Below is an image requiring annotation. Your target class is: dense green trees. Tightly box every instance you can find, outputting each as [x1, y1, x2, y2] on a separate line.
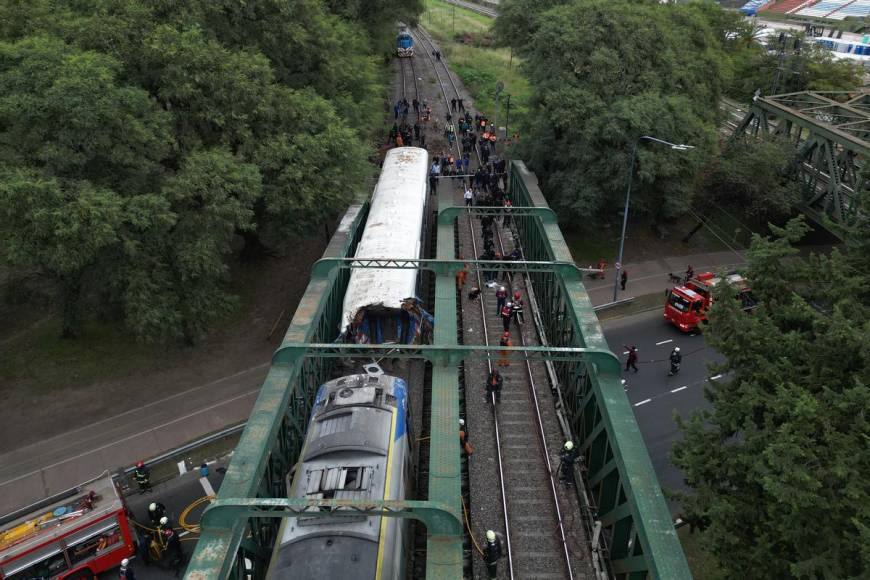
[672, 212, 870, 578]
[0, 0, 415, 340]
[498, 0, 722, 224]
[705, 137, 801, 221]
[496, 0, 861, 226]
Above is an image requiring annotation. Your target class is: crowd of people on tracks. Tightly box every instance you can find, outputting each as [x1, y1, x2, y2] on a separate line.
[388, 51, 584, 580]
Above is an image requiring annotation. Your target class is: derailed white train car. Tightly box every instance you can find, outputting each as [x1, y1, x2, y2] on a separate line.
[341, 147, 433, 345]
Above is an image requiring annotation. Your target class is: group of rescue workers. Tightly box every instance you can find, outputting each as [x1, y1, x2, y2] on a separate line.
[127, 461, 186, 576]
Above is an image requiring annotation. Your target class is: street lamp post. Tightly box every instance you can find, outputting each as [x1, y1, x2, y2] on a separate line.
[612, 135, 694, 302]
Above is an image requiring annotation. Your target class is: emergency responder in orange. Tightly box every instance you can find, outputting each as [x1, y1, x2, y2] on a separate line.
[597, 258, 607, 280]
[456, 257, 468, 289]
[459, 419, 473, 456]
[499, 331, 512, 367]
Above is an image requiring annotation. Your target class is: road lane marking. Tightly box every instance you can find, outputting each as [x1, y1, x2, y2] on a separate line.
[710, 374, 723, 380]
[670, 386, 688, 393]
[656, 339, 673, 345]
[200, 476, 216, 501]
[634, 399, 652, 407]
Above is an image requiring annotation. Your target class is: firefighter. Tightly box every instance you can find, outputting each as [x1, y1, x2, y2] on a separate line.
[623, 345, 639, 373]
[669, 346, 682, 376]
[459, 419, 473, 456]
[133, 461, 151, 494]
[559, 441, 579, 486]
[158, 516, 172, 533]
[486, 369, 503, 403]
[500, 302, 513, 332]
[499, 331, 512, 367]
[163, 527, 185, 575]
[685, 264, 694, 284]
[511, 291, 525, 325]
[148, 502, 167, 526]
[119, 558, 136, 580]
[496, 286, 508, 311]
[483, 530, 505, 579]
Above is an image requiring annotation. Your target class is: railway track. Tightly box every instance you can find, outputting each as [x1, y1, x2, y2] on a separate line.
[413, 26, 587, 579]
[442, 0, 499, 18]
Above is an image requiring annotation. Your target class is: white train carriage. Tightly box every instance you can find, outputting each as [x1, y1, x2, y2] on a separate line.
[269, 372, 413, 579]
[341, 147, 431, 345]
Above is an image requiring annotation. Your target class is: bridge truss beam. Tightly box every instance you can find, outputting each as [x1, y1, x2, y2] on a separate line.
[731, 91, 870, 231]
[186, 162, 690, 580]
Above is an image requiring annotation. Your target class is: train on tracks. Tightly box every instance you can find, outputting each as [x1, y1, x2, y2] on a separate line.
[397, 29, 414, 57]
[268, 147, 429, 579]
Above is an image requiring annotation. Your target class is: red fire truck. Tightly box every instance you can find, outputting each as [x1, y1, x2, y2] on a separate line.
[0, 473, 136, 579]
[664, 271, 757, 332]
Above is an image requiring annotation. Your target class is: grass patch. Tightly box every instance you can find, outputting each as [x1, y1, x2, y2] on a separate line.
[422, 0, 532, 134]
[678, 526, 726, 580]
[0, 317, 165, 394]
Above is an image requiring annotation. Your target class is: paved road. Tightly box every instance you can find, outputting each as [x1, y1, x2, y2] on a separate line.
[601, 309, 726, 512]
[0, 365, 264, 514]
[99, 460, 230, 579]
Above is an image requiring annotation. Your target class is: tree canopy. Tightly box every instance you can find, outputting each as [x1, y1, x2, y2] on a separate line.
[0, 0, 418, 341]
[499, 0, 723, 224]
[672, 210, 870, 578]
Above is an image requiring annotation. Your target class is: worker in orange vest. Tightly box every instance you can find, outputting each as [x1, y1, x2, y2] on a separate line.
[499, 331, 512, 367]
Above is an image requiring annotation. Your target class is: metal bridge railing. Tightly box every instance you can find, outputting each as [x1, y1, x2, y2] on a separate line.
[507, 161, 691, 579]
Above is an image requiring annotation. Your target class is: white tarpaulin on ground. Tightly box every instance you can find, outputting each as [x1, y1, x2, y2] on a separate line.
[340, 147, 429, 336]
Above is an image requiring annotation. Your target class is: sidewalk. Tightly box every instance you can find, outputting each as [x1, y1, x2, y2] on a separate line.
[582, 250, 746, 307]
[0, 251, 744, 516]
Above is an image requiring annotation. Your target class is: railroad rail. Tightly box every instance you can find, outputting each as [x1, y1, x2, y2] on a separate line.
[414, 26, 585, 578]
[442, 0, 499, 18]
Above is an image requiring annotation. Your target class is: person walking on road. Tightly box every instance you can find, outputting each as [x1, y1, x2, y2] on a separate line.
[620, 269, 628, 291]
[133, 461, 151, 494]
[486, 369, 503, 403]
[483, 530, 506, 579]
[624, 345, 639, 373]
[450, 98, 457, 111]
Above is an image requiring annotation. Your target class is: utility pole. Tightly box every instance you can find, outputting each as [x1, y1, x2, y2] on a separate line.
[505, 94, 511, 141]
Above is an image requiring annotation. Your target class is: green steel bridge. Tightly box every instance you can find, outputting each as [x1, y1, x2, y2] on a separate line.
[731, 90, 870, 233]
[185, 161, 692, 579]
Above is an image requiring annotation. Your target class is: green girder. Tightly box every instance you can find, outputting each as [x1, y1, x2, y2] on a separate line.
[200, 498, 462, 537]
[271, 342, 621, 375]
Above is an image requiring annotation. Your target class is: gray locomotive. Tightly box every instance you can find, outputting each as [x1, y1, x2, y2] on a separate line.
[268, 370, 413, 579]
